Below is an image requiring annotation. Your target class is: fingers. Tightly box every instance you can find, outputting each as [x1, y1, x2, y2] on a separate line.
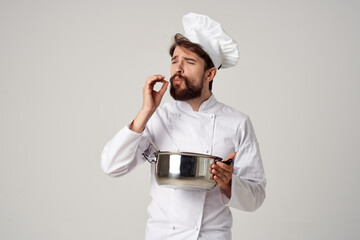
[146, 74, 165, 82]
[144, 75, 169, 97]
[158, 81, 169, 96]
[215, 161, 233, 172]
[145, 75, 167, 89]
[212, 163, 233, 177]
[211, 152, 235, 182]
[211, 168, 227, 183]
[141, 74, 169, 113]
[210, 162, 234, 184]
[213, 174, 227, 185]
[209, 155, 235, 197]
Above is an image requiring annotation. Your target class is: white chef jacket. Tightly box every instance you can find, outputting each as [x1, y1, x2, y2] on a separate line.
[101, 94, 266, 240]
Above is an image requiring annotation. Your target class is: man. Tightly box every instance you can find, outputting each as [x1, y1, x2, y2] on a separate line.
[101, 13, 266, 240]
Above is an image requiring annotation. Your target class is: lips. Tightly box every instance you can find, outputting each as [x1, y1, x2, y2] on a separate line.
[171, 74, 185, 87]
[173, 77, 182, 85]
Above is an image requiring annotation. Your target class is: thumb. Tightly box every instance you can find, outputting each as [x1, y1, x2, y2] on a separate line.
[158, 81, 169, 96]
[226, 152, 236, 160]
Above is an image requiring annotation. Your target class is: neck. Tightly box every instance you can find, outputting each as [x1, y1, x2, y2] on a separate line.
[186, 91, 212, 111]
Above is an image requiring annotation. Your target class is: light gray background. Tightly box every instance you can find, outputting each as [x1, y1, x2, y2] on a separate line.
[1, 0, 359, 239]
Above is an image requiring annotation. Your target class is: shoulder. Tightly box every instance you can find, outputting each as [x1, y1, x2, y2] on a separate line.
[215, 101, 259, 143]
[215, 100, 249, 122]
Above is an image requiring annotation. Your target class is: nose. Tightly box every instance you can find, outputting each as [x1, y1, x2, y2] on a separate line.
[174, 61, 184, 74]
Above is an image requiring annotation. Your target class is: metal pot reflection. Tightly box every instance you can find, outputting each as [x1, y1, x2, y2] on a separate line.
[143, 151, 222, 190]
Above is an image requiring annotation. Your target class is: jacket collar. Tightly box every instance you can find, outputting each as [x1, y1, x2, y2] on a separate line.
[176, 94, 218, 113]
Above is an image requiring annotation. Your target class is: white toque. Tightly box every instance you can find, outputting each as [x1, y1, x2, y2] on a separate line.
[182, 12, 239, 69]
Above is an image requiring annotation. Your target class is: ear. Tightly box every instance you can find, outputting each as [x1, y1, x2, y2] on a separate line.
[204, 67, 217, 83]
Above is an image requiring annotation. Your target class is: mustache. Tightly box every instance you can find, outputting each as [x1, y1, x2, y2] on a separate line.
[170, 73, 186, 83]
[170, 73, 189, 86]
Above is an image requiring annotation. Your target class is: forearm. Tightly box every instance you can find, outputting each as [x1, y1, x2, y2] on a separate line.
[102, 75, 167, 176]
[129, 108, 154, 133]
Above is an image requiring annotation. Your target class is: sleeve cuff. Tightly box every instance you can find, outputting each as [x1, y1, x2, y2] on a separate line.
[125, 123, 145, 136]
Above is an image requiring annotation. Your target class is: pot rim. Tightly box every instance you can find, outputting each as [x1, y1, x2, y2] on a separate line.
[156, 151, 222, 160]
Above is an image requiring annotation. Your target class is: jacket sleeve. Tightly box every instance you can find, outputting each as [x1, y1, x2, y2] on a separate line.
[220, 116, 266, 211]
[101, 125, 152, 177]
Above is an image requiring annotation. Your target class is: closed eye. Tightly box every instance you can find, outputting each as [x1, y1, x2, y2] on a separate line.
[184, 57, 196, 64]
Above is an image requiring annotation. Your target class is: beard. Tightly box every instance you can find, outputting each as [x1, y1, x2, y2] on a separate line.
[170, 73, 204, 101]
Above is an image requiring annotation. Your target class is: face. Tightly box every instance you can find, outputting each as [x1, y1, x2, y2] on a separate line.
[170, 46, 207, 101]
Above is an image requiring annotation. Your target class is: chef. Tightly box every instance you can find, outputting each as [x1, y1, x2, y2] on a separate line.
[101, 12, 266, 240]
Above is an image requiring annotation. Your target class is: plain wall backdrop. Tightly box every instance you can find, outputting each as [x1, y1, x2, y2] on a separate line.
[1, 0, 359, 239]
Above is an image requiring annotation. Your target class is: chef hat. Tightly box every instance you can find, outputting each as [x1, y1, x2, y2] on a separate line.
[182, 12, 239, 69]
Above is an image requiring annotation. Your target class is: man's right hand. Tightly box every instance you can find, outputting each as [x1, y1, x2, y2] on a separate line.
[129, 75, 169, 133]
[142, 75, 169, 114]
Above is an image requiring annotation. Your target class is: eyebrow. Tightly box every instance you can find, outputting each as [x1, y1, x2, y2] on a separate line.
[184, 57, 196, 62]
[171, 56, 197, 62]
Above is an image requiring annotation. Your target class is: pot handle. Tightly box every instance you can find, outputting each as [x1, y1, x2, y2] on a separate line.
[222, 158, 233, 165]
[142, 152, 158, 163]
[215, 158, 233, 165]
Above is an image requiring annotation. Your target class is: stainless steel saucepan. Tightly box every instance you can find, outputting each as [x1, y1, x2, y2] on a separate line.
[142, 139, 232, 190]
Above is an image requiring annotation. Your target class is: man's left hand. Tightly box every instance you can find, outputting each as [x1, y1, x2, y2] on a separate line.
[210, 152, 235, 199]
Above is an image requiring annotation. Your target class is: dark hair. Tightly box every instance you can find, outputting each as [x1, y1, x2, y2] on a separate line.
[169, 33, 215, 90]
